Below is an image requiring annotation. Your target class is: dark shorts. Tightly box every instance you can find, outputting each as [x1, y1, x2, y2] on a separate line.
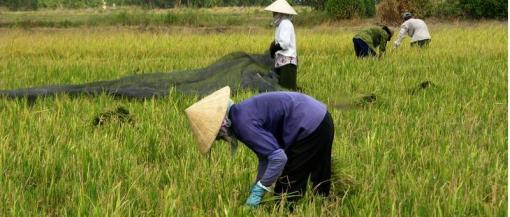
[353, 38, 376, 58]
[411, 39, 431, 48]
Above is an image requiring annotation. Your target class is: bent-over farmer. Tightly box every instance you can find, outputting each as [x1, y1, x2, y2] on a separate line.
[394, 12, 431, 48]
[265, 0, 298, 90]
[185, 86, 335, 208]
[353, 26, 393, 58]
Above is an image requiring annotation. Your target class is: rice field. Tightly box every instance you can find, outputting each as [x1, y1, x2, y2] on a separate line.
[0, 19, 507, 216]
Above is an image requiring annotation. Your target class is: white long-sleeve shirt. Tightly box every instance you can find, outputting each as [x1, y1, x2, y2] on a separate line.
[274, 19, 297, 58]
[394, 18, 431, 47]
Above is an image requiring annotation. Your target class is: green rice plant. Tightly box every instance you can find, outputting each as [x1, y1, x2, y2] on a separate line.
[0, 21, 506, 216]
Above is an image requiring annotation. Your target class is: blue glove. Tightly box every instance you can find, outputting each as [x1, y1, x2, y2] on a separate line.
[245, 181, 269, 208]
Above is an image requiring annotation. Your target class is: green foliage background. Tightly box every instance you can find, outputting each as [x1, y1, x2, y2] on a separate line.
[325, 0, 376, 19]
[0, 0, 507, 19]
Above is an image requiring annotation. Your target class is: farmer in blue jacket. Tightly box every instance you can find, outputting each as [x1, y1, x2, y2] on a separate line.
[185, 86, 335, 208]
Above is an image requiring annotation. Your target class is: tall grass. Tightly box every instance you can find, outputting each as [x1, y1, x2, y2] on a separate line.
[0, 21, 507, 216]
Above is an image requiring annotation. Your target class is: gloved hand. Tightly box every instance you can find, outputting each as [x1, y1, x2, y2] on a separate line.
[269, 41, 283, 59]
[245, 181, 269, 208]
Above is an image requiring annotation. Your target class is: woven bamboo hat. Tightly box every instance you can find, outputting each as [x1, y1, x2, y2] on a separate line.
[264, 0, 297, 15]
[185, 86, 231, 154]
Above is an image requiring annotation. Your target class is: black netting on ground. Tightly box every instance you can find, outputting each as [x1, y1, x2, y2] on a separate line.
[0, 52, 284, 100]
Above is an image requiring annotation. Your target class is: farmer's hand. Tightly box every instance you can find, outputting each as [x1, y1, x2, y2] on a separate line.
[269, 41, 282, 59]
[245, 181, 269, 208]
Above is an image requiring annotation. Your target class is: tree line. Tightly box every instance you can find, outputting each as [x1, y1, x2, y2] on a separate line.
[0, 0, 506, 19]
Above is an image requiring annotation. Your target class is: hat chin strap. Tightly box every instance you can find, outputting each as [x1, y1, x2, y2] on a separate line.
[216, 129, 238, 157]
[225, 134, 239, 157]
[219, 98, 238, 156]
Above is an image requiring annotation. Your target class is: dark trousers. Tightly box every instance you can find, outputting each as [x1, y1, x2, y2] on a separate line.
[411, 39, 431, 48]
[353, 38, 376, 58]
[275, 64, 297, 90]
[274, 112, 335, 200]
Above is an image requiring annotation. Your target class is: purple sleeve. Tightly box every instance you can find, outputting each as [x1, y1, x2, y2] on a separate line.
[233, 121, 280, 157]
[259, 149, 287, 187]
[230, 110, 288, 186]
[256, 155, 268, 181]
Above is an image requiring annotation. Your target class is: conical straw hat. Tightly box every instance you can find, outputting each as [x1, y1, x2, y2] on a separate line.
[185, 86, 231, 154]
[264, 0, 297, 15]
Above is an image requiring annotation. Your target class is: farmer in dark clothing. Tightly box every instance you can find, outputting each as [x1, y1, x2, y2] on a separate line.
[185, 86, 335, 208]
[353, 26, 393, 58]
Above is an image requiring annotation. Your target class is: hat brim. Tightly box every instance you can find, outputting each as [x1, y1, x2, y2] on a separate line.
[185, 86, 231, 154]
[264, 0, 297, 15]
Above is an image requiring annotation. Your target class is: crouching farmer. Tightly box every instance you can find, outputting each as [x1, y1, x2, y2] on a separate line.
[353, 26, 393, 58]
[185, 86, 335, 208]
[394, 12, 431, 48]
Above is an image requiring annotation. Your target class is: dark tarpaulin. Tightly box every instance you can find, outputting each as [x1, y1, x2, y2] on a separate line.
[0, 52, 284, 100]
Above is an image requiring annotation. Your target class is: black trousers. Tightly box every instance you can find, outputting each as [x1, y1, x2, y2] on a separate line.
[275, 64, 297, 90]
[353, 38, 376, 58]
[274, 112, 335, 200]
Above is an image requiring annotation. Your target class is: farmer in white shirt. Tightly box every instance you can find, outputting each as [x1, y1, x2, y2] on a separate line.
[394, 12, 431, 48]
[265, 0, 298, 90]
